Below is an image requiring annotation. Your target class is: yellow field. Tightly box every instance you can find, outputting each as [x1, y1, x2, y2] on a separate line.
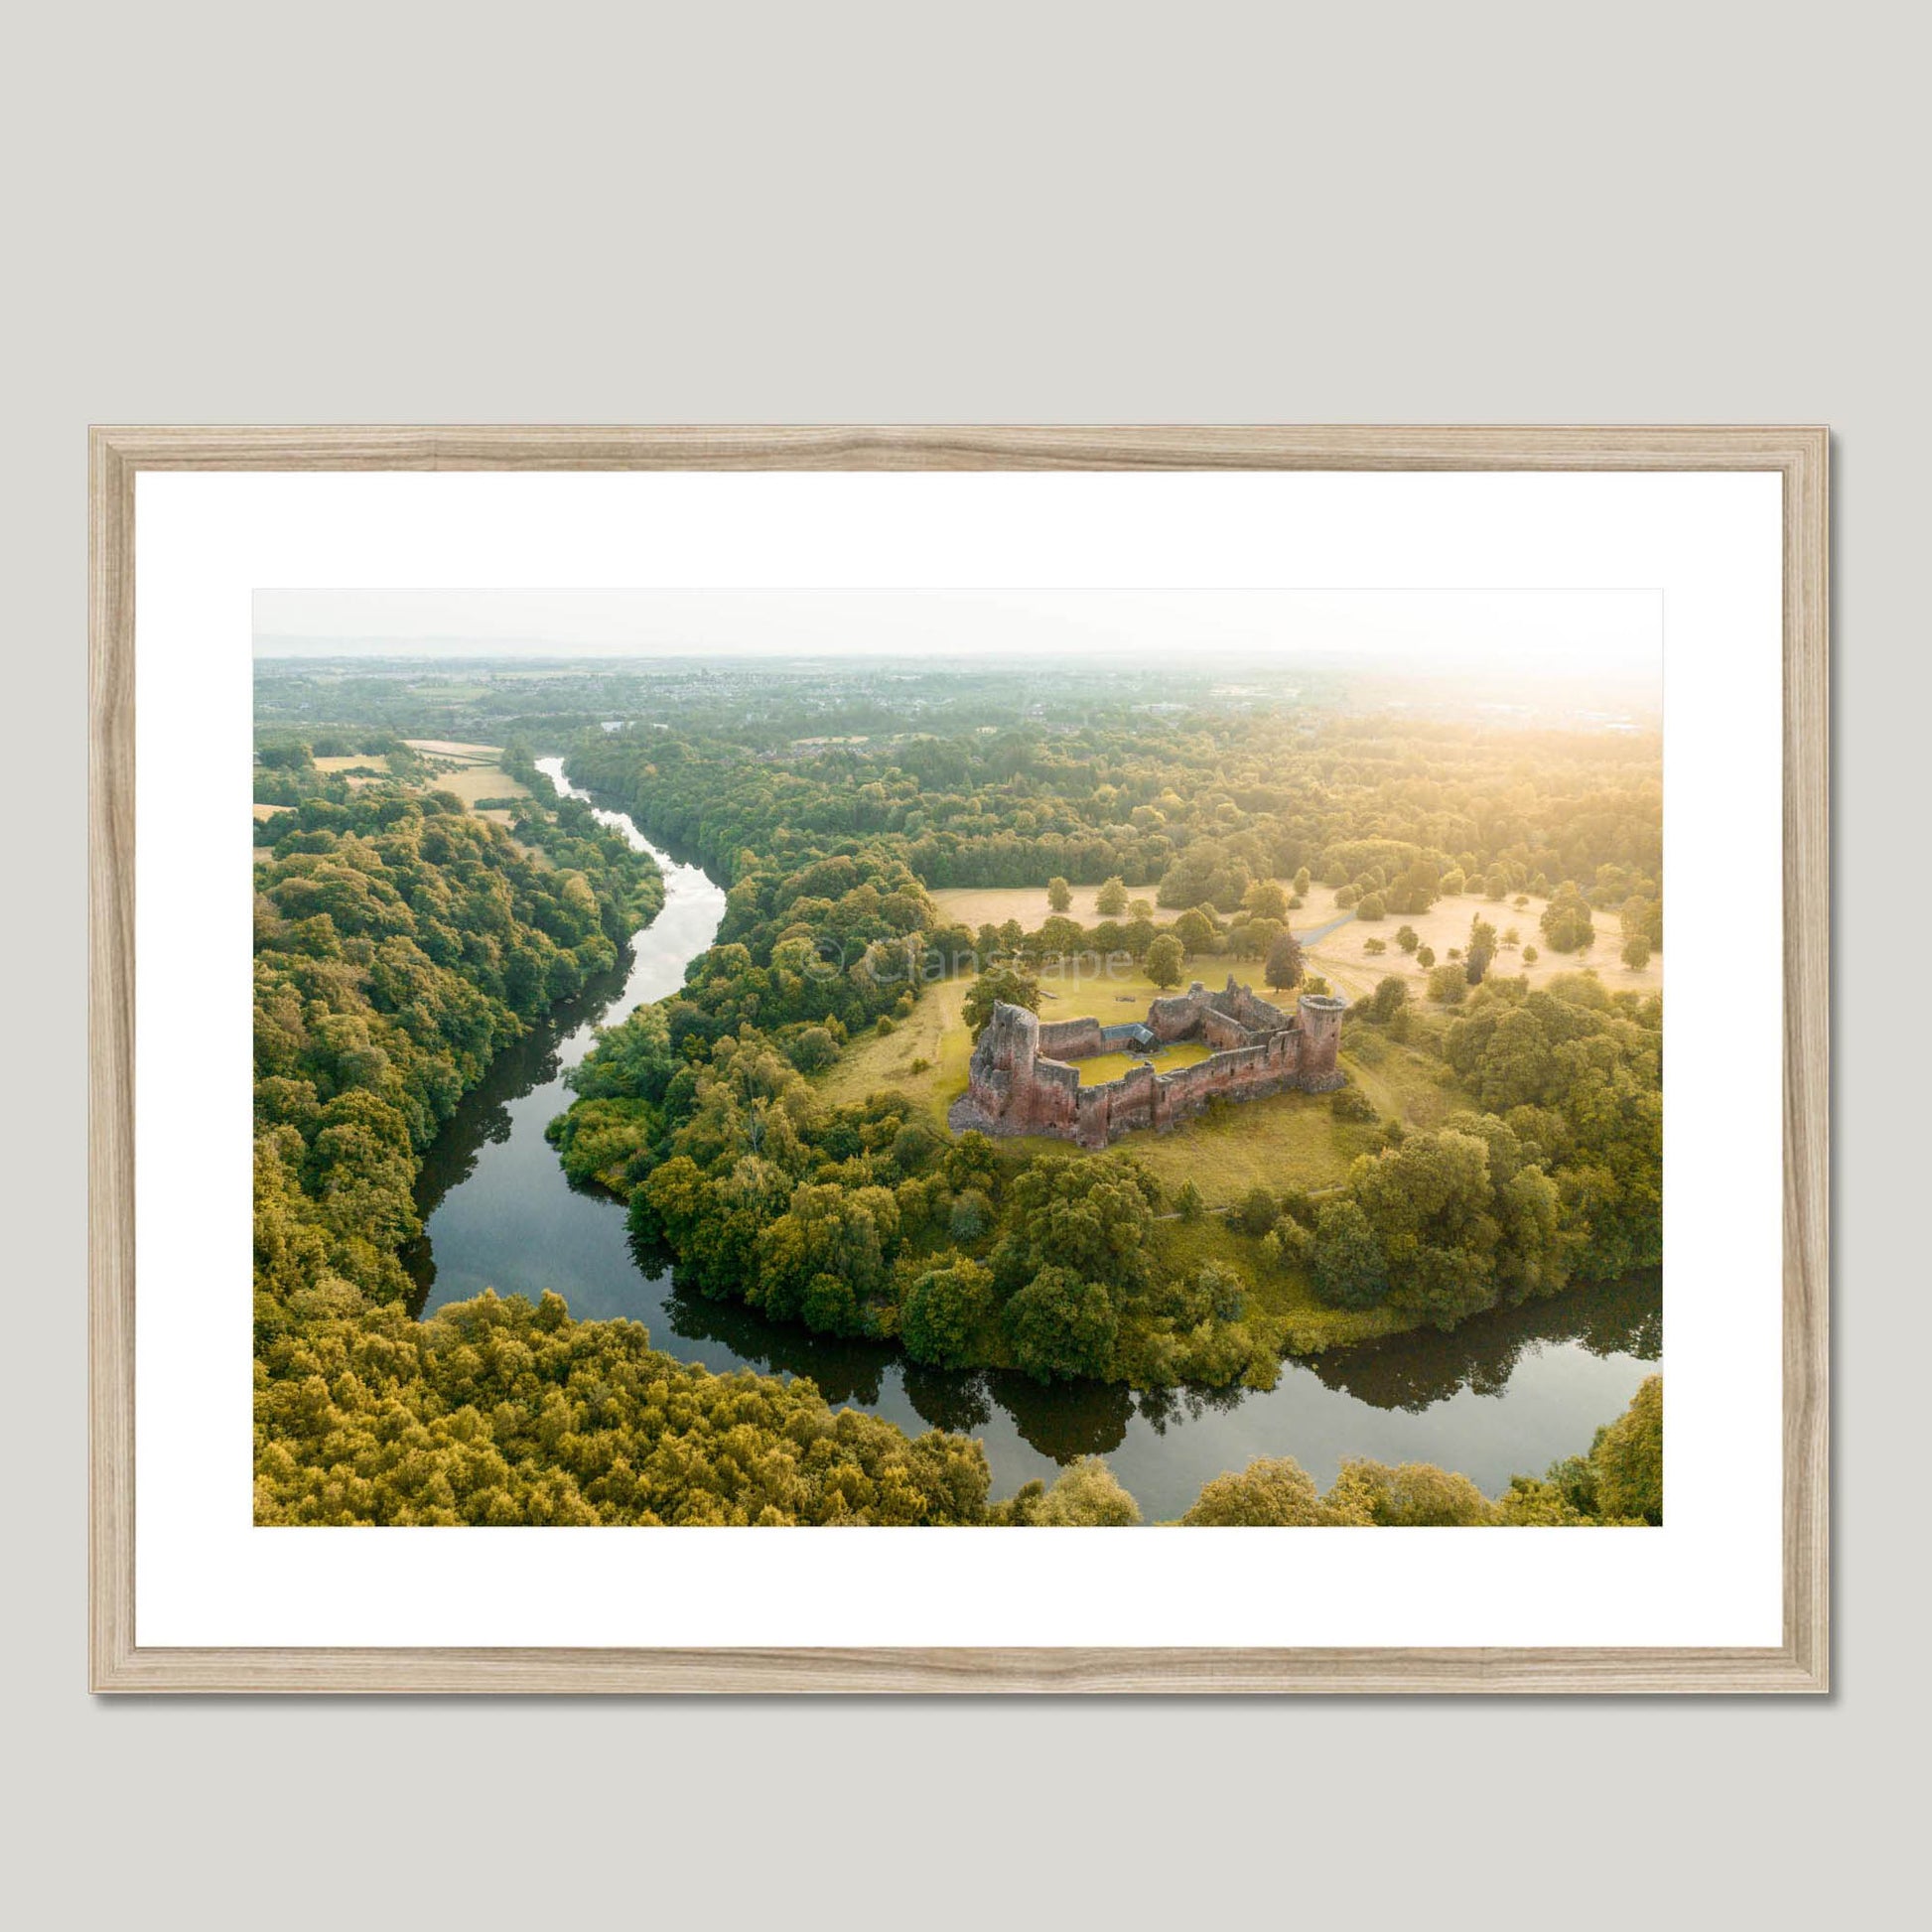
[1294, 882, 1662, 1005]
[312, 754, 391, 774]
[251, 802, 291, 821]
[403, 739, 504, 761]
[931, 883, 1166, 927]
[931, 880, 1658, 1005]
[425, 763, 529, 805]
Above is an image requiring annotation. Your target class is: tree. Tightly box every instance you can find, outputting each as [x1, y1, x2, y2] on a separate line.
[1005, 1265, 1119, 1382]
[1590, 1375, 1663, 1523]
[1331, 1082, 1377, 1121]
[962, 961, 1041, 1038]
[1428, 962, 1468, 1005]
[1311, 1198, 1389, 1309]
[1621, 935, 1652, 971]
[1263, 929, 1305, 990]
[1035, 1456, 1143, 1525]
[1145, 933, 1185, 989]
[1465, 914, 1497, 984]
[1175, 1178, 1204, 1220]
[992, 1154, 1158, 1302]
[1234, 1184, 1279, 1237]
[568, 999, 677, 1104]
[1394, 924, 1420, 954]
[1182, 1456, 1342, 1526]
[1521, 943, 1539, 965]
[1540, 885, 1595, 953]
[1094, 875, 1129, 917]
[1366, 975, 1409, 1025]
[1621, 894, 1663, 950]
[1362, 937, 1387, 956]
[1415, 945, 1436, 970]
[1046, 876, 1072, 913]
[1339, 1127, 1513, 1325]
[1243, 879, 1290, 924]
[1172, 907, 1216, 954]
[900, 1259, 995, 1368]
[1356, 893, 1386, 921]
[1326, 1458, 1496, 1526]
[1190, 1260, 1248, 1321]
[1234, 915, 1282, 960]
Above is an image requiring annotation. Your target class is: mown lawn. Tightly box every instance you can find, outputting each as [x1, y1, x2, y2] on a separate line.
[1074, 1041, 1211, 1085]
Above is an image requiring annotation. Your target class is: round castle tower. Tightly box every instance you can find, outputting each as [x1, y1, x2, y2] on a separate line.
[1297, 992, 1346, 1079]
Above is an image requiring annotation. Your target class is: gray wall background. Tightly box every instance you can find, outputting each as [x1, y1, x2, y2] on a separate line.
[6, 2, 1917, 1921]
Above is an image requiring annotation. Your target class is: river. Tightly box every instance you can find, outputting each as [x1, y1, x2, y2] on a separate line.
[407, 757, 1662, 1521]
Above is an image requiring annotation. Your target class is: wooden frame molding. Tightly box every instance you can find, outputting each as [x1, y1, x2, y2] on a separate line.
[89, 425, 1829, 1694]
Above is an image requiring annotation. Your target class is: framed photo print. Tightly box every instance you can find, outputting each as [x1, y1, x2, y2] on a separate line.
[90, 425, 1827, 1692]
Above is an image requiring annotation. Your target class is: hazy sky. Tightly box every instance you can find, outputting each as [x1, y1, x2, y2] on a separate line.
[254, 588, 1661, 680]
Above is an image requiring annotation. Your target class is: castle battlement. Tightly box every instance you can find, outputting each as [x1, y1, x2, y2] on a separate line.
[948, 975, 1345, 1149]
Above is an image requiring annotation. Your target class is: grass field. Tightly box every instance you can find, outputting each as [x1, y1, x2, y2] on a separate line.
[1296, 882, 1662, 1004]
[1074, 1040, 1211, 1085]
[931, 880, 1660, 1006]
[931, 883, 1167, 926]
[1115, 1086, 1368, 1202]
[402, 738, 505, 761]
[425, 762, 529, 806]
[811, 946, 1453, 1206]
[391, 740, 530, 809]
[813, 974, 974, 1119]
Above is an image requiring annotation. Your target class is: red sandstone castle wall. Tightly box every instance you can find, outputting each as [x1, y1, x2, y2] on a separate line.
[951, 986, 1346, 1147]
[1037, 1017, 1105, 1059]
[1199, 1008, 1248, 1051]
[1147, 992, 1202, 1042]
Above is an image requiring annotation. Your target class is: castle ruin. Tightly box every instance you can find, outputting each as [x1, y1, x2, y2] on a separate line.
[949, 976, 1346, 1150]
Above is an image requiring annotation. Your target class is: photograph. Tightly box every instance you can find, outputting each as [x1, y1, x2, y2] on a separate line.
[250, 588, 1665, 1530]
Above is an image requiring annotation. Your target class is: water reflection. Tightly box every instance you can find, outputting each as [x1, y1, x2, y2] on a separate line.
[1305, 1275, 1663, 1413]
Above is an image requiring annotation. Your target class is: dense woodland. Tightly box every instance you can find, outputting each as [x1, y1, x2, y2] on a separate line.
[252, 657, 1663, 1525]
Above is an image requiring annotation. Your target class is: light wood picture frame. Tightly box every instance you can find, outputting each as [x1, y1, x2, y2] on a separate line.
[89, 425, 1829, 1694]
